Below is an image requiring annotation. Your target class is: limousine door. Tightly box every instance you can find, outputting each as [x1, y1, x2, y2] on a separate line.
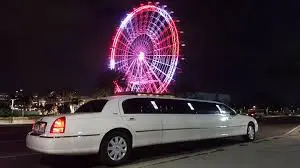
[157, 99, 212, 143]
[120, 98, 163, 147]
[216, 104, 245, 136]
[192, 102, 226, 139]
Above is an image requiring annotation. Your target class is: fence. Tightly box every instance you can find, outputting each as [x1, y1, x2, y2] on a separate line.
[0, 108, 40, 117]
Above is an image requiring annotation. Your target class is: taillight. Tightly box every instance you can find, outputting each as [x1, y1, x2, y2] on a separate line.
[50, 117, 66, 134]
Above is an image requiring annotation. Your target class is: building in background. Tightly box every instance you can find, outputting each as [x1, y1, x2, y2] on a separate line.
[178, 92, 231, 104]
[0, 93, 10, 102]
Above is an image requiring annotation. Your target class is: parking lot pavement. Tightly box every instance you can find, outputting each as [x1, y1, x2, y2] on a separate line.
[123, 126, 300, 168]
[0, 118, 299, 168]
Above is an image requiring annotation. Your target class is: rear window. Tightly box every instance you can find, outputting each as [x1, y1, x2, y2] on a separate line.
[75, 99, 108, 113]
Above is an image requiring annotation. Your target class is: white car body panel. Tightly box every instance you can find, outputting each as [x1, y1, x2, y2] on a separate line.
[26, 95, 258, 155]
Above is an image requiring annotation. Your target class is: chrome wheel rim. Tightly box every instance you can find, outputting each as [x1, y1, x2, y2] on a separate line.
[248, 126, 255, 140]
[107, 136, 127, 161]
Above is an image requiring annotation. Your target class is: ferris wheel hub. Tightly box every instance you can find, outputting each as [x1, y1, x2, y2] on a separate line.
[138, 52, 145, 61]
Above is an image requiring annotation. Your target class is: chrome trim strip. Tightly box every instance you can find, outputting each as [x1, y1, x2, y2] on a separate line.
[136, 125, 247, 133]
[37, 134, 100, 138]
[231, 125, 247, 127]
[216, 125, 246, 128]
[136, 127, 209, 133]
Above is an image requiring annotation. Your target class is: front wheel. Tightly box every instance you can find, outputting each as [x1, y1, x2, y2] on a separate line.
[99, 131, 132, 166]
[243, 123, 256, 142]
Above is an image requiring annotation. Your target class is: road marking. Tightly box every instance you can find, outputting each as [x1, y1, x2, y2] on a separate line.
[284, 125, 300, 135]
[0, 153, 40, 159]
[0, 140, 24, 144]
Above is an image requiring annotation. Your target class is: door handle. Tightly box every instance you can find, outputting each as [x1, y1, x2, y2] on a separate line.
[129, 117, 136, 121]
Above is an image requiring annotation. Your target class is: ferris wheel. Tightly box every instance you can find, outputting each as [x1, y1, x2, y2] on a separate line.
[110, 2, 181, 93]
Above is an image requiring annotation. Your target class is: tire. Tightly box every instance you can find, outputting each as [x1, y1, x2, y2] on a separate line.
[99, 131, 132, 166]
[243, 123, 256, 142]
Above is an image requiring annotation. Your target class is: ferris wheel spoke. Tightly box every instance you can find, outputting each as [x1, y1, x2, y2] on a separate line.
[125, 21, 137, 42]
[146, 54, 177, 57]
[140, 62, 159, 92]
[153, 44, 175, 52]
[114, 47, 135, 55]
[114, 56, 135, 65]
[125, 59, 137, 76]
[115, 38, 130, 50]
[149, 79, 159, 92]
[146, 21, 164, 39]
[143, 60, 165, 86]
[114, 40, 131, 52]
[140, 11, 148, 32]
[144, 57, 174, 67]
[117, 60, 134, 71]
[147, 13, 161, 33]
[149, 82, 157, 93]
[146, 61, 171, 82]
[117, 56, 136, 72]
[146, 11, 156, 33]
[157, 34, 173, 46]
[157, 25, 170, 39]
[138, 12, 143, 33]
[137, 12, 144, 34]
[123, 13, 138, 40]
[115, 54, 135, 58]
[147, 14, 167, 39]
[119, 31, 133, 45]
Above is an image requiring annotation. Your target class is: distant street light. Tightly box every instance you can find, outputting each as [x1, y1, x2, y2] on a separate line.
[10, 99, 16, 123]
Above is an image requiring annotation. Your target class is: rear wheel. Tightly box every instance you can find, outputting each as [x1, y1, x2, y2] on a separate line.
[243, 123, 255, 142]
[99, 131, 132, 166]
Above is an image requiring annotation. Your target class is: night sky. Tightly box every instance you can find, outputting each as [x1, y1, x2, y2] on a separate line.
[2, 0, 300, 104]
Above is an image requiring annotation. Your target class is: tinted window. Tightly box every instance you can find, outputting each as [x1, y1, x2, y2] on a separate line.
[122, 98, 158, 114]
[192, 102, 220, 114]
[156, 99, 195, 114]
[217, 104, 236, 115]
[122, 98, 196, 114]
[122, 98, 221, 114]
[75, 100, 108, 113]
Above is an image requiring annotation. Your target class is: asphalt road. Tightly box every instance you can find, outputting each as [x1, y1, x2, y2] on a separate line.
[0, 116, 299, 168]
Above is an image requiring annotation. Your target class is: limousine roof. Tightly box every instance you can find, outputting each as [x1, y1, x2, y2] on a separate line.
[102, 94, 224, 105]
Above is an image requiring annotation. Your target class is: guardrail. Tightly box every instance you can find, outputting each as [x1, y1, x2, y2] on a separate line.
[0, 117, 36, 125]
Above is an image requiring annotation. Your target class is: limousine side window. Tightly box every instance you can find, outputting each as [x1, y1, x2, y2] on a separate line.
[216, 104, 236, 115]
[75, 99, 108, 113]
[122, 98, 158, 114]
[192, 102, 220, 114]
[122, 99, 221, 115]
[155, 99, 194, 114]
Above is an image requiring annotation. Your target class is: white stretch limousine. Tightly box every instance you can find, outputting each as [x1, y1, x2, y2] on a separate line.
[26, 95, 258, 166]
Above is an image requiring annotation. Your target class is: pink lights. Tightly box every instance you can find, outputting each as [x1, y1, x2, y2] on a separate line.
[110, 3, 180, 93]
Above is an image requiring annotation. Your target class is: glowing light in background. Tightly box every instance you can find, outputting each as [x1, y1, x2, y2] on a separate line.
[110, 4, 181, 93]
[138, 52, 145, 61]
[109, 59, 115, 70]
